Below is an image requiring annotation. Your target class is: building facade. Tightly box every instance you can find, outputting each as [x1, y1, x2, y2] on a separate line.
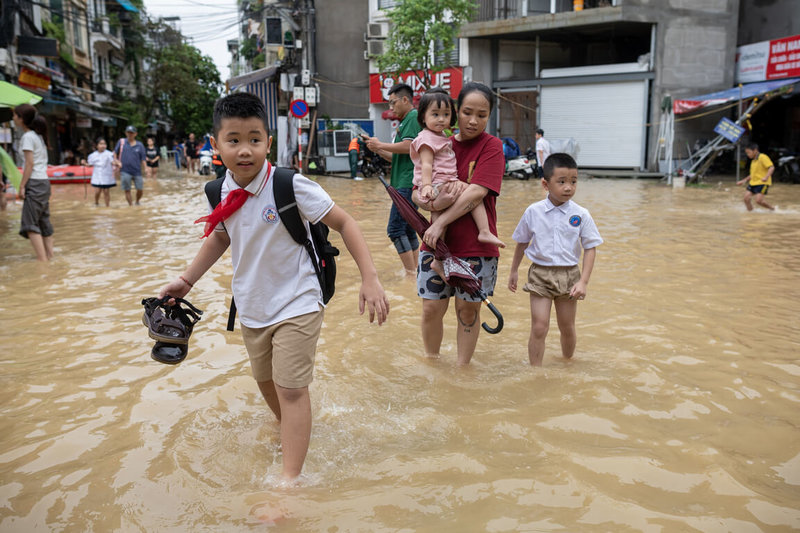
[459, 0, 741, 171]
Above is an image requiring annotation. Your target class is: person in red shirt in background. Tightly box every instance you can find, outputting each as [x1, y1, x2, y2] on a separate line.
[412, 82, 505, 366]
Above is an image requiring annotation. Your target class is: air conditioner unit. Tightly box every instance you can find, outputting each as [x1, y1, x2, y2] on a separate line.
[367, 40, 385, 57]
[367, 22, 389, 39]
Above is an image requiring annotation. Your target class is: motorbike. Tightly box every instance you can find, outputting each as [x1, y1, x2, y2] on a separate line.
[773, 148, 800, 184]
[198, 149, 214, 176]
[360, 146, 389, 178]
[505, 155, 535, 180]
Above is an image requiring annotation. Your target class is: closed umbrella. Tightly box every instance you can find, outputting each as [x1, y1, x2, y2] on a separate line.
[377, 175, 503, 334]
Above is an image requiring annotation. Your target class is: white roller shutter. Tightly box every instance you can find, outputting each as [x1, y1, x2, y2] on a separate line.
[540, 80, 648, 168]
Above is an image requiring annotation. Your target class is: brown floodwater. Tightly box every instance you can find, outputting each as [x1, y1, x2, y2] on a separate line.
[1, 168, 798, 531]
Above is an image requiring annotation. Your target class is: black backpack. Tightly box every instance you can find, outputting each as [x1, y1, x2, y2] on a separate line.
[204, 167, 339, 331]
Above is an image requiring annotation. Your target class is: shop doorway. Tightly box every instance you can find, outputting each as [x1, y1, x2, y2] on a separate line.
[498, 90, 537, 153]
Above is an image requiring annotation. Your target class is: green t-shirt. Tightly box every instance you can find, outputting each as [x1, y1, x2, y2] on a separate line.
[390, 109, 421, 189]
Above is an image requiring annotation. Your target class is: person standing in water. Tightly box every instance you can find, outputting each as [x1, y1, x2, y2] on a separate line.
[736, 142, 775, 211]
[13, 104, 53, 261]
[412, 82, 504, 365]
[82, 137, 116, 207]
[156, 92, 389, 480]
[507, 153, 603, 366]
[365, 83, 422, 276]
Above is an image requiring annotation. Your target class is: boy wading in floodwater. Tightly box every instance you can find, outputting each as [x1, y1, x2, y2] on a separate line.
[156, 93, 389, 480]
[507, 153, 603, 366]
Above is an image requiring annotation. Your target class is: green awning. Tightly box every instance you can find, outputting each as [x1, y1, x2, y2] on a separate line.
[114, 0, 140, 12]
[0, 81, 43, 107]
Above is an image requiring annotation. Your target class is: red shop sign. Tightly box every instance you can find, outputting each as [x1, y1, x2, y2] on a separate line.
[369, 66, 463, 104]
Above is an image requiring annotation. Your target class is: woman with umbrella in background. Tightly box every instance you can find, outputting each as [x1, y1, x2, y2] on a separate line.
[411, 82, 505, 366]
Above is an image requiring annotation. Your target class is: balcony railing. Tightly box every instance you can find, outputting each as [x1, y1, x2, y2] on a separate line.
[472, 0, 617, 22]
[91, 17, 122, 40]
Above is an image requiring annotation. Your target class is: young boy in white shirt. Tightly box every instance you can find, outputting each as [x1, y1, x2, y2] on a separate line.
[507, 153, 602, 366]
[157, 92, 389, 480]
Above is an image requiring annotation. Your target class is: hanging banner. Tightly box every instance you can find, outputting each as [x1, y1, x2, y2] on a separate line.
[369, 67, 463, 104]
[18, 67, 51, 91]
[735, 34, 800, 83]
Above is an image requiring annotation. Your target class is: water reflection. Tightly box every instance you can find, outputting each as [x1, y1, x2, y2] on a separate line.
[1, 170, 799, 531]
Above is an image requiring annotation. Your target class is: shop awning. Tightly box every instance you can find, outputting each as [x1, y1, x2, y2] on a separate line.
[114, 0, 139, 12]
[673, 78, 799, 114]
[227, 66, 278, 89]
[0, 81, 43, 107]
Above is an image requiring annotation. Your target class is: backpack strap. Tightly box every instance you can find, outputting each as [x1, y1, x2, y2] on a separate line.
[273, 167, 324, 282]
[204, 176, 224, 208]
[272, 167, 308, 246]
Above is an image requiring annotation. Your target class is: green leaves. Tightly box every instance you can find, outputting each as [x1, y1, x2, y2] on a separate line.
[375, 0, 476, 87]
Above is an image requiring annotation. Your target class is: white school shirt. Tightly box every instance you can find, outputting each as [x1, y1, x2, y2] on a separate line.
[87, 150, 115, 186]
[511, 196, 603, 266]
[20, 130, 48, 180]
[211, 162, 334, 328]
[536, 137, 552, 165]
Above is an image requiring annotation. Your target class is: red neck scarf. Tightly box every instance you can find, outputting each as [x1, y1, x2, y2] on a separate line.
[195, 164, 271, 238]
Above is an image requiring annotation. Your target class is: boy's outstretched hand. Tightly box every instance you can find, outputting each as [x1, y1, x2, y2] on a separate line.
[158, 277, 192, 304]
[359, 278, 389, 325]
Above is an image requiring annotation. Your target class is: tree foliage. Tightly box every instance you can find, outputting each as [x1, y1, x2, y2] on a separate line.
[375, 0, 476, 88]
[120, 17, 222, 135]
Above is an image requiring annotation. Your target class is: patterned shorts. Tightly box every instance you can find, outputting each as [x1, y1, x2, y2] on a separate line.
[417, 251, 497, 302]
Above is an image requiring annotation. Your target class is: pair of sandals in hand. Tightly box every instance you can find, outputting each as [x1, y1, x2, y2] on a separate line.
[141, 296, 203, 364]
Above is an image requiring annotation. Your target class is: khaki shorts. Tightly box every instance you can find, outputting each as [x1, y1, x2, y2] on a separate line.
[240, 309, 324, 388]
[523, 263, 581, 300]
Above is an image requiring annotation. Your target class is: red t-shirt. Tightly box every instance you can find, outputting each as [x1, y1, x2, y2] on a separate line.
[422, 131, 504, 257]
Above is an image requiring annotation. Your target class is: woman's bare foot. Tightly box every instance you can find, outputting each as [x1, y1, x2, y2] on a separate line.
[478, 230, 505, 248]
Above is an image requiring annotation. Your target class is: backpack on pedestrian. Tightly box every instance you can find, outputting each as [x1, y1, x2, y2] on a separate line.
[204, 167, 339, 330]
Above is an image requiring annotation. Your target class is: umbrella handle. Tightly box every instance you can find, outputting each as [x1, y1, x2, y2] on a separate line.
[481, 298, 504, 334]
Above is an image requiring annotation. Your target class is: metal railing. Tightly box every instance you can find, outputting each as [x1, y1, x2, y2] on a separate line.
[471, 0, 616, 22]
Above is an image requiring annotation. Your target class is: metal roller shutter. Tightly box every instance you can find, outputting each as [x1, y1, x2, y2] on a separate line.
[540, 80, 648, 168]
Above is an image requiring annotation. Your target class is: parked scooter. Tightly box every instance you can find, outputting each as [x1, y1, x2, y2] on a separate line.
[773, 148, 800, 184]
[197, 136, 214, 176]
[501, 137, 535, 180]
[360, 146, 389, 178]
[505, 154, 535, 180]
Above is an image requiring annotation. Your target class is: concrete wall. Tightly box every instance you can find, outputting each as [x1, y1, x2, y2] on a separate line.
[315, 0, 370, 119]
[738, 0, 800, 44]
[624, 0, 742, 166]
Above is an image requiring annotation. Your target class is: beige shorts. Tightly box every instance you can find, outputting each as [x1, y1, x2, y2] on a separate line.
[240, 308, 324, 388]
[523, 263, 581, 300]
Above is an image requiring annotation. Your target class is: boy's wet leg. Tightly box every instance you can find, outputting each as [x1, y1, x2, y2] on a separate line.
[275, 384, 311, 479]
[755, 193, 774, 210]
[743, 190, 754, 211]
[257, 380, 282, 420]
[529, 295, 552, 366]
[554, 298, 578, 360]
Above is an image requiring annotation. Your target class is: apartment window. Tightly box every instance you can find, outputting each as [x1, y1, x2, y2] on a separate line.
[378, 0, 398, 9]
[73, 7, 86, 51]
[434, 34, 460, 68]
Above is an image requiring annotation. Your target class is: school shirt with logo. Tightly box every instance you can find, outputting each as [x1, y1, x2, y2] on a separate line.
[512, 196, 603, 267]
[20, 130, 48, 180]
[749, 153, 774, 186]
[390, 109, 421, 189]
[210, 162, 334, 328]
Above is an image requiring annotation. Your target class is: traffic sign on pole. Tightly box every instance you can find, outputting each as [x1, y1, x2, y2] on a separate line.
[289, 99, 309, 119]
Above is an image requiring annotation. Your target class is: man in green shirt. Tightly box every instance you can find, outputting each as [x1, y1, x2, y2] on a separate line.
[365, 83, 421, 275]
